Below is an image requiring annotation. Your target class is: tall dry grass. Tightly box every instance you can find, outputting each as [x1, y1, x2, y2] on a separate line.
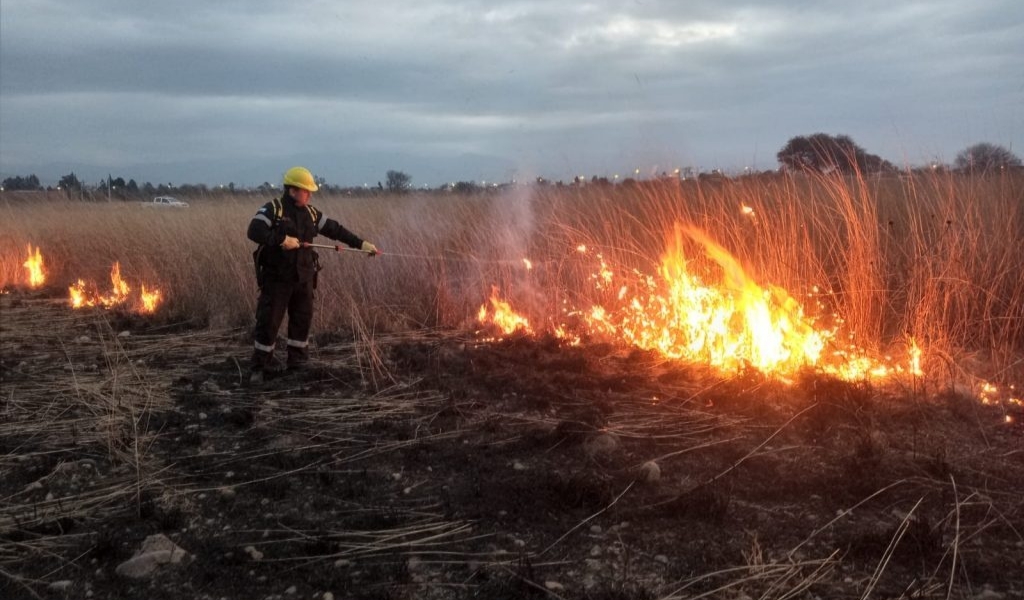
[2, 171, 1022, 380]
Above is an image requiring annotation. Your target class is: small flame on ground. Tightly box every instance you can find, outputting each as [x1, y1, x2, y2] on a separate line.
[139, 285, 162, 313]
[69, 262, 162, 314]
[23, 245, 46, 288]
[522, 258, 533, 271]
[478, 286, 532, 335]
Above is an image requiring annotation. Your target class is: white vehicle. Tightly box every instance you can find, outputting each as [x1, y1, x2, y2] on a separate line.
[147, 196, 189, 207]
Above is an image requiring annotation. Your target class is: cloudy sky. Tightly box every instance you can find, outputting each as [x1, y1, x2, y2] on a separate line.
[1, 0, 1021, 188]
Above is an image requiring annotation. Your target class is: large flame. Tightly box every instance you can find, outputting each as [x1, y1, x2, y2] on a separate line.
[23, 245, 46, 288]
[604, 226, 827, 375]
[69, 262, 162, 314]
[479, 225, 925, 382]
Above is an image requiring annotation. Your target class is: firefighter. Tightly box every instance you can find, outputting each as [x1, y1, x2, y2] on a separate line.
[247, 166, 378, 383]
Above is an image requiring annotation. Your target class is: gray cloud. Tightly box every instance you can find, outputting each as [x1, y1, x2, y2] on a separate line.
[1, 0, 1021, 186]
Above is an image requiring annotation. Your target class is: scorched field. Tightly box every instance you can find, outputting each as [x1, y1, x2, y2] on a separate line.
[1, 172, 1023, 600]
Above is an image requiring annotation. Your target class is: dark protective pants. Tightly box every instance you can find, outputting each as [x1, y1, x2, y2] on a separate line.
[251, 278, 314, 371]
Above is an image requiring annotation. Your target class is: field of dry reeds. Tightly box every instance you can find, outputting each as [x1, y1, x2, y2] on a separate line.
[3, 171, 1023, 381]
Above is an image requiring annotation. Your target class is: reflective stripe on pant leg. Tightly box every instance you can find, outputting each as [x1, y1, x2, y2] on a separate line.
[286, 339, 308, 348]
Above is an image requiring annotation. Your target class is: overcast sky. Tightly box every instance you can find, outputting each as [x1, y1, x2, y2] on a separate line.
[1, 0, 1021, 187]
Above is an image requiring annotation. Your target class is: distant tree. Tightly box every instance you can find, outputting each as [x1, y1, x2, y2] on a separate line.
[1, 174, 42, 191]
[954, 143, 1022, 173]
[385, 170, 411, 193]
[142, 182, 156, 195]
[126, 179, 139, 192]
[452, 181, 479, 194]
[58, 172, 83, 192]
[777, 133, 893, 174]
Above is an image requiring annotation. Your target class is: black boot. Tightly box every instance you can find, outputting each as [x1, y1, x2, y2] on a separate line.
[250, 348, 283, 384]
[287, 346, 309, 372]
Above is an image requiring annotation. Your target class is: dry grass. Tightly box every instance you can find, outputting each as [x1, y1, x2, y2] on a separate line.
[2, 171, 1022, 382]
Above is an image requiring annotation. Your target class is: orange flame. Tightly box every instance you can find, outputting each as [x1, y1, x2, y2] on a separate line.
[23, 245, 46, 288]
[107, 262, 131, 305]
[478, 286, 532, 335]
[68, 262, 162, 313]
[69, 279, 89, 309]
[480, 225, 926, 382]
[604, 226, 826, 375]
[139, 285, 162, 314]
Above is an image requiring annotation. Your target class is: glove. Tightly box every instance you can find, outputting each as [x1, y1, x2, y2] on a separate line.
[360, 241, 380, 256]
[280, 236, 300, 251]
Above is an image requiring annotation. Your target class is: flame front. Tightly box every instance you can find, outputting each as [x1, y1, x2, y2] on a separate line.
[23, 245, 46, 288]
[479, 225, 926, 382]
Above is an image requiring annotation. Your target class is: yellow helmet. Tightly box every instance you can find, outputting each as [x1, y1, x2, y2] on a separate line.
[282, 166, 319, 192]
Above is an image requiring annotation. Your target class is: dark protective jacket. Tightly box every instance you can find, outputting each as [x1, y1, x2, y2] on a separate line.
[248, 195, 364, 284]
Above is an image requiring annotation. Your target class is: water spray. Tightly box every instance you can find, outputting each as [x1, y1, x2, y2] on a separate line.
[303, 242, 536, 266]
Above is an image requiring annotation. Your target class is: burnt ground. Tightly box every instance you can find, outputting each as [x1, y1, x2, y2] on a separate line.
[1, 290, 1023, 600]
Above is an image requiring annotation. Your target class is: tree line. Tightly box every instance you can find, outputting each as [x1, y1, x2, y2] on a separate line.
[775, 137, 1020, 175]
[3, 139, 1020, 194]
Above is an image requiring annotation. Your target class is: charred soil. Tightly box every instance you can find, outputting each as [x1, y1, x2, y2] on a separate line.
[2, 293, 1023, 600]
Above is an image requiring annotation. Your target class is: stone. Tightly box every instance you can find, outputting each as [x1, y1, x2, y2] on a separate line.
[973, 586, 1004, 600]
[544, 581, 564, 591]
[244, 545, 264, 561]
[115, 534, 190, 579]
[48, 580, 73, 592]
[583, 432, 620, 458]
[638, 460, 661, 484]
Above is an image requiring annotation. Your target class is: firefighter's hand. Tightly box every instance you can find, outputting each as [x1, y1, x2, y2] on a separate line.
[360, 241, 380, 256]
[281, 236, 300, 251]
